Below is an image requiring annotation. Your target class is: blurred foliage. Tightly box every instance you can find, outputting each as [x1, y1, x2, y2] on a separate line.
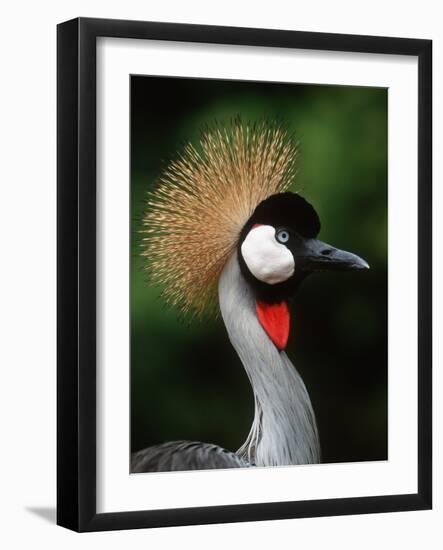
[131, 76, 387, 464]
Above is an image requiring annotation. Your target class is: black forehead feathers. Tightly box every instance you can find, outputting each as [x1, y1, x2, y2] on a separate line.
[244, 192, 321, 239]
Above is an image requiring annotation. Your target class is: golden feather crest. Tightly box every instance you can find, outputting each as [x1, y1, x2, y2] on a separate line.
[141, 120, 298, 316]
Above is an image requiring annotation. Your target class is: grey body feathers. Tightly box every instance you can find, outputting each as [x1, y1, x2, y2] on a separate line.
[132, 253, 320, 473]
[131, 441, 248, 472]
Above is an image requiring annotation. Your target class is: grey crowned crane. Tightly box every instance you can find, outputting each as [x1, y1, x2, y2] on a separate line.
[131, 121, 369, 473]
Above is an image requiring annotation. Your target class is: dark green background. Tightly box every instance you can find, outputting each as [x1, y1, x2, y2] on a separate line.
[131, 76, 388, 464]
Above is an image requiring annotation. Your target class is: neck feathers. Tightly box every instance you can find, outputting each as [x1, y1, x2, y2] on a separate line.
[218, 253, 321, 466]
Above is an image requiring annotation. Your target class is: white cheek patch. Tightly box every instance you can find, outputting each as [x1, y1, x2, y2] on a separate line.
[241, 225, 295, 284]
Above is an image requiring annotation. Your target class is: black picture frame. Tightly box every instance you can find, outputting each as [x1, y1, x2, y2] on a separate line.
[57, 17, 432, 532]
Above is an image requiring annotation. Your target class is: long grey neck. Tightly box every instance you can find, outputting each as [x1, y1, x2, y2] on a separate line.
[218, 253, 321, 467]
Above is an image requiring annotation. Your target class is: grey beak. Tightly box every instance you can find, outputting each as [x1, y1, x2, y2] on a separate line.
[300, 238, 370, 272]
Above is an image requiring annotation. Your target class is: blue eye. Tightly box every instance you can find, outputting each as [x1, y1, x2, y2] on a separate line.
[276, 229, 290, 244]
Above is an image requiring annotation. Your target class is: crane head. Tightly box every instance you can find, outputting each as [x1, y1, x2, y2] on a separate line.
[143, 120, 368, 327]
[238, 192, 369, 349]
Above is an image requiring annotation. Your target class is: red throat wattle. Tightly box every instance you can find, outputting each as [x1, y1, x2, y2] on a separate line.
[256, 300, 290, 351]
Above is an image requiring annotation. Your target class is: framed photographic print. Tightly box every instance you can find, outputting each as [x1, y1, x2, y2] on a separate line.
[57, 17, 432, 531]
